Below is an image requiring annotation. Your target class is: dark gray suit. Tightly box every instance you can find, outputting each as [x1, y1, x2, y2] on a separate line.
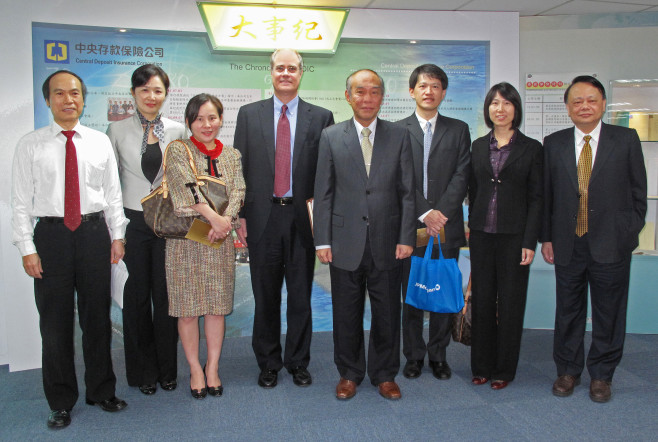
[313, 118, 415, 384]
[234, 97, 333, 372]
[397, 113, 470, 363]
[541, 122, 646, 381]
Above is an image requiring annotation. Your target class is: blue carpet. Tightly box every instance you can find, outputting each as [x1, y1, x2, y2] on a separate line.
[1, 329, 657, 441]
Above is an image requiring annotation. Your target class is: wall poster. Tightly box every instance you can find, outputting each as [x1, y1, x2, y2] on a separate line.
[33, 22, 489, 340]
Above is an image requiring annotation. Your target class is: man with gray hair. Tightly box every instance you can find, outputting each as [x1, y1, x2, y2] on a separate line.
[314, 69, 415, 400]
[234, 49, 333, 389]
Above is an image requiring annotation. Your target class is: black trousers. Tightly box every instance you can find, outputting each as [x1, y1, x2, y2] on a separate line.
[469, 231, 529, 381]
[329, 234, 402, 386]
[553, 234, 631, 382]
[401, 244, 459, 363]
[249, 204, 314, 371]
[33, 218, 117, 411]
[122, 208, 178, 386]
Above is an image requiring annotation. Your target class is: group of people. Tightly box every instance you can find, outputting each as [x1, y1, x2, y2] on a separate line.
[11, 47, 646, 430]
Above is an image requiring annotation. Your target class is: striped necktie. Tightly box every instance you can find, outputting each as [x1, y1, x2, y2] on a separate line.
[576, 135, 592, 237]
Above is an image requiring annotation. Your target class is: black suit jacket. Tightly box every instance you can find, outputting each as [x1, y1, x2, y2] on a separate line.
[540, 123, 647, 265]
[396, 113, 470, 250]
[468, 130, 543, 249]
[313, 118, 416, 271]
[234, 97, 334, 247]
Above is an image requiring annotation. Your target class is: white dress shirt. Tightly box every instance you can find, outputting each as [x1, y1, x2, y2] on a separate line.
[12, 121, 128, 256]
[574, 120, 602, 168]
[415, 112, 438, 223]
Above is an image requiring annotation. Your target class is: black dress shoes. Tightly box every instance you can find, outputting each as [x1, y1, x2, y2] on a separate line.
[47, 409, 71, 429]
[207, 385, 224, 397]
[288, 366, 312, 387]
[139, 384, 157, 395]
[403, 360, 423, 379]
[85, 396, 128, 412]
[429, 361, 452, 380]
[160, 379, 178, 391]
[258, 369, 278, 388]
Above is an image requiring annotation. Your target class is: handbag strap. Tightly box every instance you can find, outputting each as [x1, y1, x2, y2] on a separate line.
[424, 235, 445, 261]
[161, 139, 201, 198]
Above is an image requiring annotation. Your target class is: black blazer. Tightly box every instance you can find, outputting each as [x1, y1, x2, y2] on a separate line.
[234, 97, 334, 247]
[540, 123, 646, 265]
[468, 130, 543, 250]
[396, 113, 471, 250]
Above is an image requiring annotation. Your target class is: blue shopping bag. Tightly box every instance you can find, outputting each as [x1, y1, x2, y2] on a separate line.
[405, 236, 464, 313]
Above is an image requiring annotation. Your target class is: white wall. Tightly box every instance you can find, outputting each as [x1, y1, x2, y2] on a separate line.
[0, 2, 518, 370]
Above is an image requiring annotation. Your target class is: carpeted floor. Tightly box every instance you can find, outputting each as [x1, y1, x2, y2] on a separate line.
[1, 329, 657, 441]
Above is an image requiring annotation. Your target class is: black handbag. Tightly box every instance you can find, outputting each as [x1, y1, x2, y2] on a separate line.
[452, 274, 472, 346]
[141, 139, 229, 238]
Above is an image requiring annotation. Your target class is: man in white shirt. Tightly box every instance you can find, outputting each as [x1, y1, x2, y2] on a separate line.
[541, 75, 646, 403]
[12, 70, 129, 429]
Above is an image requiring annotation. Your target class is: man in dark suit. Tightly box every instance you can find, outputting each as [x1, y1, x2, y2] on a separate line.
[541, 75, 646, 403]
[234, 49, 334, 389]
[397, 64, 470, 381]
[313, 69, 416, 400]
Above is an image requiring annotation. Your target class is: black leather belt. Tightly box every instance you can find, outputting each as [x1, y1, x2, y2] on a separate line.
[39, 211, 104, 223]
[272, 197, 294, 205]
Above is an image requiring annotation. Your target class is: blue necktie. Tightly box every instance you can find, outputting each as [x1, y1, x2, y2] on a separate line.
[423, 121, 432, 198]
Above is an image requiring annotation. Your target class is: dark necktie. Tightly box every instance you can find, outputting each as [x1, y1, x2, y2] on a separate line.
[62, 130, 81, 231]
[576, 135, 592, 237]
[274, 104, 291, 197]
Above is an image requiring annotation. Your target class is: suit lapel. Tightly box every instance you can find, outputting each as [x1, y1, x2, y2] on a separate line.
[344, 119, 368, 185]
[370, 119, 388, 180]
[557, 128, 579, 191]
[292, 98, 311, 174]
[430, 114, 447, 157]
[258, 98, 276, 175]
[406, 115, 424, 189]
[499, 132, 525, 173]
[590, 123, 613, 184]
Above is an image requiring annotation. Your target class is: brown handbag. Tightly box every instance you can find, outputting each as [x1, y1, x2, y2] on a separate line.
[452, 274, 472, 346]
[141, 139, 229, 238]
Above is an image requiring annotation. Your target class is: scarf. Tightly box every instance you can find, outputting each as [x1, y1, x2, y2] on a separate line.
[137, 110, 165, 155]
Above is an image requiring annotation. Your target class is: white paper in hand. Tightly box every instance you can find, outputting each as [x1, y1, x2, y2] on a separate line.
[111, 259, 128, 309]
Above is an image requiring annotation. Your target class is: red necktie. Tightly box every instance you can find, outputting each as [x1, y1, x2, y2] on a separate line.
[274, 104, 291, 197]
[62, 130, 81, 231]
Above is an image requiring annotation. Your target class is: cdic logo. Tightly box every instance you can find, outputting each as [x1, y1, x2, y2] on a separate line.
[44, 40, 69, 64]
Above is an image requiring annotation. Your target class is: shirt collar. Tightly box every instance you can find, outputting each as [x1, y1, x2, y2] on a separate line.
[489, 129, 518, 147]
[415, 112, 438, 131]
[575, 120, 602, 145]
[50, 121, 84, 138]
[353, 117, 377, 137]
[274, 94, 299, 116]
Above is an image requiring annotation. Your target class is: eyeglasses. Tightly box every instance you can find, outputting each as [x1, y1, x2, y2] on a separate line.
[274, 65, 299, 74]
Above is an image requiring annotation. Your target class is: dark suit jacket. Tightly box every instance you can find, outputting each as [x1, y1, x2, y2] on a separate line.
[313, 118, 416, 272]
[397, 113, 471, 250]
[469, 130, 543, 249]
[234, 97, 334, 247]
[540, 123, 647, 265]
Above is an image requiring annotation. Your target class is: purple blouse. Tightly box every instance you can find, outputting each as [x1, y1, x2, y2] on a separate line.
[484, 130, 517, 233]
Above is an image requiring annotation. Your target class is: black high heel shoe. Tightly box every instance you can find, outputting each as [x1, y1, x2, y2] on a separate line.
[190, 373, 207, 399]
[204, 364, 223, 397]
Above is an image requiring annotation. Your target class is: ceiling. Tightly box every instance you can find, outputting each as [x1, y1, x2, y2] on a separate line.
[222, 0, 658, 16]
